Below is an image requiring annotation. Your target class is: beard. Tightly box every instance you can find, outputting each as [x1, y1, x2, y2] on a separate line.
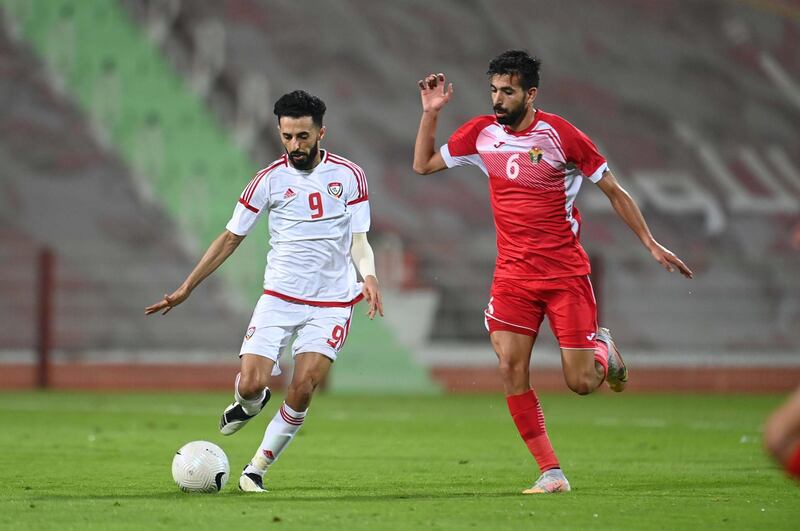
[288, 142, 319, 170]
[494, 103, 526, 126]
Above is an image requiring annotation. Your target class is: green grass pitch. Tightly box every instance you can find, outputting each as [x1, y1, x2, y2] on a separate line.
[0, 391, 798, 530]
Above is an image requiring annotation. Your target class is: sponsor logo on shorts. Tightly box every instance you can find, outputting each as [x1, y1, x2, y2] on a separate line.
[586, 332, 596, 341]
[327, 181, 343, 198]
[245, 326, 256, 340]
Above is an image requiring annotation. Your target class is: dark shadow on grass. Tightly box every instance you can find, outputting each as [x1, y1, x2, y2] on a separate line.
[22, 490, 527, 503]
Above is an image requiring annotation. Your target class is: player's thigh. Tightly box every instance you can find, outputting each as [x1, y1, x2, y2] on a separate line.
[544, 275, 598, 350]
[240, 354, 276, 382]
[560, 347, 597, 384]
[489, 330, 536, 365]
[489, 330, 536, 394]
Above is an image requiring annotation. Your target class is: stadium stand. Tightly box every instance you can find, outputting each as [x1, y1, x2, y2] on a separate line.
[1, 0, 436, 392]
[0, 7, 245, 354]
[116, 0, 800, 356]
[1, 0, 798, 392]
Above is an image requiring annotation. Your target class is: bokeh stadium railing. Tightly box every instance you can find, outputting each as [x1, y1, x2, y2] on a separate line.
[1, 0, 798, 393]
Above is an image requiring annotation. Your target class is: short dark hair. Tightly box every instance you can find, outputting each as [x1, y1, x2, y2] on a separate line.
[487, 50, 541, 90]
[273, 90, 327, 127]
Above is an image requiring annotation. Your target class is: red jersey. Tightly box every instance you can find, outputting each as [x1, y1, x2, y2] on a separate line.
[440, 110, 608, 279]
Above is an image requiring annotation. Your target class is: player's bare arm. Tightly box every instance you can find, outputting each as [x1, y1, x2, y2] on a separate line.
[596, 171, 693, 279]
[412, 73, 453, 175]
[351, 232, 384, 319]
[145, 229, 245, 315]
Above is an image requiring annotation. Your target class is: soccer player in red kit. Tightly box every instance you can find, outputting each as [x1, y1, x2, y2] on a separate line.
[413, 50, 693, 494]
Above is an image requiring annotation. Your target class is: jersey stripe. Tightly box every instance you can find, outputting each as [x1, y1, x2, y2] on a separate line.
[238, 197, 260, 213]
[328, 153, 368, 200]
[243, 155, 287, 204]
[346, 195, 369, 206]
[539, 128, 567, 162]
[264, 289, 365, 307]
[329, 153, 367, 198]
[242, 168, 268, 204]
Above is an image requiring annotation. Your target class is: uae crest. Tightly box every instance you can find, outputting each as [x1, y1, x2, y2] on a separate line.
[528, 147, 543, 164]
[327, 182, 343, 198]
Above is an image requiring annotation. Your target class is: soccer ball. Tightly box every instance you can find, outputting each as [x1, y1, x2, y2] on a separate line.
[171, 441, 229, 493]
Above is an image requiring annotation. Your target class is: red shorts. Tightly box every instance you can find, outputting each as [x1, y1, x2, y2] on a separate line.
[484, 275, 598, 349]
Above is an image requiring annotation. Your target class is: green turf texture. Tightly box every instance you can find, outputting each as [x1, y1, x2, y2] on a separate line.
[0, 392, 797, 530]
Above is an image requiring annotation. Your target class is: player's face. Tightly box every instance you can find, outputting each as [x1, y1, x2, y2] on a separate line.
[490, 74, 537, 127]
[278, 116, 326, 170]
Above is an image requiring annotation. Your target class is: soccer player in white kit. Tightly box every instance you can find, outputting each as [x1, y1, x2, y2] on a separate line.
[146, 90, 383, 492]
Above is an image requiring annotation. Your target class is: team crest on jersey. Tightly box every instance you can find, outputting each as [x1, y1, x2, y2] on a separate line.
[245, 326, 256, 340]
[528, 147, 543, 164]
[327, 182, 343, 198]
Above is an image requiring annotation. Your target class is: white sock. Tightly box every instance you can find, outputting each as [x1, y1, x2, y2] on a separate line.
[245, 402, 307, 476]
[234, 373, 266, 416]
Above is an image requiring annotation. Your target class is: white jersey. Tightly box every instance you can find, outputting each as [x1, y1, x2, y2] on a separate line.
[226, 150, 370, 306]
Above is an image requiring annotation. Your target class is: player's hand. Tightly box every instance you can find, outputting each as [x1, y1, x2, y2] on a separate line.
[362, 276, 384, 320]
[145, 286, 191, 315]
[418, 73, 453, 113]
[650, 243, 693, 279]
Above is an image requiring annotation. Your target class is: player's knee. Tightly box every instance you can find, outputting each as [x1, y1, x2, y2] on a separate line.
[497, 359, 525, 382]
[566, 374, 595, 396]
[238, 371, 269, 399]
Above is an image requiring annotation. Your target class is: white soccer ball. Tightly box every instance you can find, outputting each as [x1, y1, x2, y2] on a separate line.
[171, 441, 229, 493]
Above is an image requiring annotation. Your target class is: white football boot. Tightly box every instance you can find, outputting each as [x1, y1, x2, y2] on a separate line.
[219, 388, 271, 435]
[597, 327, 628, 392]
[523, 468, 571, 494]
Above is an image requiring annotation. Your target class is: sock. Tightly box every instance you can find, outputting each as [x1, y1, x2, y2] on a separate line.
[787, 442, 800, 479]
[245, 402, 307, 476]
[594, 339, 609, 381]
[234, 373, 266, 416]
[506, 389, 560, 473]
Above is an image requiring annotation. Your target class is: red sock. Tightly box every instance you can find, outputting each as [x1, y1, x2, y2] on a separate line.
[788, 442, 800, 479]
[594, 339, 609, 381]
[506, 389, 559, 472]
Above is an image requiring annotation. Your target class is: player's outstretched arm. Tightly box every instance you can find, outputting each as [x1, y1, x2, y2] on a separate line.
[596, 171, 693, 279]
[145, 230, 245, 315]
[351, 232, 384, 319]
[413, 73, 453, 175]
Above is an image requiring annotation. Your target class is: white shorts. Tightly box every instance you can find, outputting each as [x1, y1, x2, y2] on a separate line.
[238, 294, 355, 376]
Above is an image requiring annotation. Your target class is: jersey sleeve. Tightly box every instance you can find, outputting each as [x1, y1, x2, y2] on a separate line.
[225, 168, 271, 236]
[553, 118, 608, 183]
[344, 162, 371, 233]
[439, 115, 495, 169]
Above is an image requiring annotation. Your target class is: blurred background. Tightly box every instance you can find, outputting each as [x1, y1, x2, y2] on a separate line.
[0, 0, 798, 393]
